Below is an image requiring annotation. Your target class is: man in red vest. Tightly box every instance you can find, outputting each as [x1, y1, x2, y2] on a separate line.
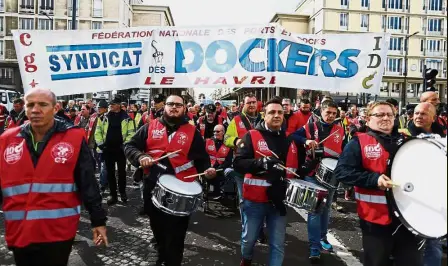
[204, 124, 233, 200]
[5, 98, 28, 130]
[234, 97, 299, 266]
[0, 88, 108, 265]
[0, 103, 10, 135]
[138, 94, 165, 129]
[334, 101, 423, 266]
[420, 91, 447, 135]
[124, 95, 216, 266]
[290, 100, 345, 262]
[197, 104, 225, 139]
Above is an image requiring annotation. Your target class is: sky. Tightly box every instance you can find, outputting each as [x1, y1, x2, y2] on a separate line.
[142, 0, 299, 98]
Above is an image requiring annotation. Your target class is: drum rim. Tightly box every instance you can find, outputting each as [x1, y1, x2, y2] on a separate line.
[387, 136, 447, 239]
[157, 178, 203, 196]
[151, 196, 191, 216]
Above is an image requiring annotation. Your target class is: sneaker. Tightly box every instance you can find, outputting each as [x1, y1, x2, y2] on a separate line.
[107, 197, 118, 206]
[320, 239, 333, 252]
[120, 194, 128, 203]
[309, 248, 321, 263]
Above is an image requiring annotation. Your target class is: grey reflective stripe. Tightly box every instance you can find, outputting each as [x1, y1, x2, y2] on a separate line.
[31, 183, 77, 193]
[243, 178, 271, 187]
[324, 147, 340, 158]
[216, 158, 225, 161]
[209, 156, 217, 160]
[287, 167, 297, 173]
[26, 206, 81, 220]
[174, 161, 194, 174]
[168, 132, 177, 143]
[2, 184, 31, 197]
[4, 210, 26, 221]
[354, 192, 387, 204]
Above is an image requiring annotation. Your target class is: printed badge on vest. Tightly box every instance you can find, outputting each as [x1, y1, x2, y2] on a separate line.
[208, 145, 215, 151]
[257, 139, 268, 152]
[364, 143, 382, 159]
[177, 132, 189, 145]
[152, 128, 165, 139]
[4, 140, 25, 164]
[239, 121, 245, 129]
[51, 142, 75, 164]
[333, 133, 341, 143]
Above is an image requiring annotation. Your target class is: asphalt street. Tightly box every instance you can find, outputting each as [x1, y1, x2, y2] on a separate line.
[0, 173, 446, 266]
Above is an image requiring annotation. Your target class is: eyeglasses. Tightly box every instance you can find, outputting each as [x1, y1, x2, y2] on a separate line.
[166, 102, 184, 108]
[370, 113, 394, 118]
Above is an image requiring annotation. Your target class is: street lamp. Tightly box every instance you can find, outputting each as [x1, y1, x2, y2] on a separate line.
[402, 31, 419, 107]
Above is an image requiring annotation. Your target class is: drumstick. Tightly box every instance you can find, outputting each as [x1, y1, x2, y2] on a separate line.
[386, 181, 400, 187]
[266, 148, 280, 159]
[318, 130, 340, 145]
[256, 151, 301, 179]
[139, 149, 182, 168]
[184, 169, 223, 179]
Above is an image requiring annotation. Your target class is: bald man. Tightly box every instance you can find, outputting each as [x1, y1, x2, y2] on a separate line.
[0, 88, 108, 266]
[401, 103, 445, 137]
[204, 124, 233, 200]
[420, 91, 447, 135]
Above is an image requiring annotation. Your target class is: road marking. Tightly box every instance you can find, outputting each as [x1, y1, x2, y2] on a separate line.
[292, 207, 363, 266]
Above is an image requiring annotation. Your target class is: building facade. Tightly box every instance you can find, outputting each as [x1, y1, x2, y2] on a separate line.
[0, 0, 177, 95]
[295, 0, 447, 103]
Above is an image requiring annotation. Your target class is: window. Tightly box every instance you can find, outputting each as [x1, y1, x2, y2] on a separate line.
[38, 19, 52, 30]
[361, 0, 369, 8]
[382, 0, 386, 8]
[388, 16, 402, 30]
[40, 0, 53, 9]
[0, 40, 3, 57]
[361, 14, 369, 30]
[341, 0, 349, 7]
[382, 15, 387, 29]
[340, 13, 348, 29]
[388, 0, 403, 9]
[67, 0, 80, 16]
[0, 0, 4, 12]
[92, 0, 103, 17]
[0, 17, 3, 32]
[20, 0, 34, 7]
[424, 59, 443, 73]
[67, 20, 79, 29]
[387, 57, 403, 73]
[421, 39, 425, 51]
[428, 0, 443, 11]
[389, 37, 403, 50]
[427, 18, 443, 31]
[0, 68, 13, 79]
[92, 21, 102, 29]
[427, 39, 442, 51]
[19, 18, 34, 29]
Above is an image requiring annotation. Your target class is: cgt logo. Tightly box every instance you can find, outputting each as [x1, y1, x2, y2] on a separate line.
[364, 143, 382, 159]
[51, 142, 74, 164]
[4, 141, 25, 164]
[257, 140, 269, 152]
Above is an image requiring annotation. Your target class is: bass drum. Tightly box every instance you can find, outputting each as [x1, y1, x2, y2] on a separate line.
[389, 135, 447, 239]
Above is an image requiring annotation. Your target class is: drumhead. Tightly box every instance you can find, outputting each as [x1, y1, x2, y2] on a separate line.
[390, 138, 447, 238]
[158, 175, 203, 195]
[289, 179, 328, 192]
[321, 158, 338, 170]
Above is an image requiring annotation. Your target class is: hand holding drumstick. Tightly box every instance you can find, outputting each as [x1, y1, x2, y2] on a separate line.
[184, 169, 223, 180]
[256, 151, 301, 179]
[139, 149, 182, 168]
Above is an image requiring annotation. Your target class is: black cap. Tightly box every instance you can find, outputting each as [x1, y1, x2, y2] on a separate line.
[110, 96, 122, 105]
[98, 100, 108, 109]
[205, 104, 216, 113]
[153, 94, 166, 104]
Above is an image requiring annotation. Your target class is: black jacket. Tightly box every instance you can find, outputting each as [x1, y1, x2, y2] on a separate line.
[0, 119, 107, 227]
[196, 115, 228, 139]
[124, 116, 211, 183]
[407, 120, 446, 137]
[137, 107, 164, 129]
[334, 128, 404, 234]
[55, 110, 73, 125]
[6, 109, 28, 128]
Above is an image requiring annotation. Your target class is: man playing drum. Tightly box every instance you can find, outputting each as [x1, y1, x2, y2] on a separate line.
[234, 97, 299, 266]
[124, 95, 216, 266]
[290, 100, 345, 262]
[334, 101, 423, 266]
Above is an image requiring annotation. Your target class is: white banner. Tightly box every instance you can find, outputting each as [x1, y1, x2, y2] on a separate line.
[13, 25, 389, 96]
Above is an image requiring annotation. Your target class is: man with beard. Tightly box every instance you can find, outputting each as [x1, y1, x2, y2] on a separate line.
[94, 96, 135, 205]
[400, 102, 445, 266]
[5, 98, 28, 129]
[334, 101, 423, 266]
[197, 104, 225, 139]
[124, 95, 216, 266]
[420, 91, 447, 135]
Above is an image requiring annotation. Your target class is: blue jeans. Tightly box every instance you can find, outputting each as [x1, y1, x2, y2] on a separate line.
[241, 200, 286, 266]
[304, 176, 335, 251]
[98, 153, 108, 188]
[424, 239, 442, 266]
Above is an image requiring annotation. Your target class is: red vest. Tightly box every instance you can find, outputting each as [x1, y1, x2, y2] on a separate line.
[304, 122, 344, 158]
[0, 105, 7, 129]
[243, 130, 299, 203]
[145, 119, 198, 182]
[437, 117, 447, 136]
[0, 127, 83, 248]
[198, 116, 223, 138]
[347, 116, 360, 128]
[74, 113, 97, 141]
[234, 115, 252, 138]
[5, 116, 28, 129]
[205, 138, 230, 166]
[355, 133, 391, 225]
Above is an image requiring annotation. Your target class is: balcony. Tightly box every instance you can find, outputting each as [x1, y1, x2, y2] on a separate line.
[388, 49, 404, 55]
[423, 6, 446, 14]
[385, 71, 403, 76]
[424, 50, 447, 57]
[131, 0, 144, 4]
[93, 8, 102, 17]
[360, 26, 368, 32]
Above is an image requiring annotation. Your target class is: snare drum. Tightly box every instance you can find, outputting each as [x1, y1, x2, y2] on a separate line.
[152, 175, 203, 216]
[285, 179, 329, 214]
[316, 158, 338, 189]
[389, 135, 447, 239]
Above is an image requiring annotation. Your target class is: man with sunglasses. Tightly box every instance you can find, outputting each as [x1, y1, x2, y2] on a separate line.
[334, 101, 423, 266]
[290, 100, 345, 262]
[124, 95, 216, 266]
